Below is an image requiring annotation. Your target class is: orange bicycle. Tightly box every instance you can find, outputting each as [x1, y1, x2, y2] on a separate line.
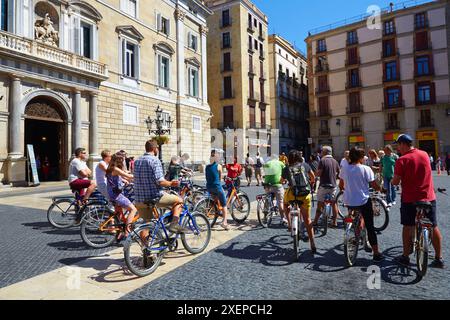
[80, 205, 142, 249]
[194, 177, 250, 228]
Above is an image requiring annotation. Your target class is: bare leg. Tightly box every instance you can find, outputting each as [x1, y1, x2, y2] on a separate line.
[313, 202, 324, 225]
[83, 181, 97, 202]
[403, 226, 415, 257]
[432, 227, 443, 259]
[301, 206, 315, 250]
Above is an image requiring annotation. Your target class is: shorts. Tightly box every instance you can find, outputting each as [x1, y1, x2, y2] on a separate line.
[400, 201, 437, 227]
[255, 167, 262, 176]
[110, 193, 132, 209]
[245, 167, 253, 178]
[69, 179, 92, 196]
[317, 186, 337, 202]
[264, 185, 285, 206]
[136, 193, 183, 222]
[208, 186, 227, 207]
[284, 188, 312, 211]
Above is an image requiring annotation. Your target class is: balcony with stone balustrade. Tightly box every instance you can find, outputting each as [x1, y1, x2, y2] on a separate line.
[0, 30, 108, 80]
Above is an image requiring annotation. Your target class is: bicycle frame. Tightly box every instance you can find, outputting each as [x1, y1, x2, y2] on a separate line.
[143, 205, 201, 253]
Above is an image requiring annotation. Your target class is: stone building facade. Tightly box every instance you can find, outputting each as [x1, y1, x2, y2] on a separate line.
[0, 0, 212, 186]
[205, 0, 272, 162]
[268, 34, 309, 155]
[306, 0, 450, 159]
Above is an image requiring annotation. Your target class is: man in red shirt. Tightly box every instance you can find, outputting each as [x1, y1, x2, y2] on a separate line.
[392, 134, 444, 268]
[226, 157, 243, 186]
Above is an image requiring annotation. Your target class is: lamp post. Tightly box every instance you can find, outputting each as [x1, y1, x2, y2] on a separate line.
[145, 106, 174, 168]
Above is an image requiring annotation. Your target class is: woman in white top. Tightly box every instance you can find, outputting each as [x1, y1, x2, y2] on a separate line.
[95, 150, 112, 199]
[339, 147, 384, 263]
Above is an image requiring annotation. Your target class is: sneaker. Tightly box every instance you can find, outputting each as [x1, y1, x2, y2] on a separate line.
[387, 203, 393, 208]
[364, 242, 373, 253]
[430, 258, 445, 269]
[392, 201, 397, 205]
[169, 223, 192, 234]
[394, 255, 410, 267]
[282, 218, 288, 225]
[373, 253, 385, 262]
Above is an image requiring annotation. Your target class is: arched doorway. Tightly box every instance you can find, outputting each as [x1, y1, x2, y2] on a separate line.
[24, 97, 67, 181]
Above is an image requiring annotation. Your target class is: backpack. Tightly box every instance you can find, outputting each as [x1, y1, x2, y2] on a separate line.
[289, 164, 311, 197]
[256, 157, 262, 168]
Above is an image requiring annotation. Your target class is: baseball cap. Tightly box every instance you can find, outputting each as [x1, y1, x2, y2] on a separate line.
[394, 134, 413, 144]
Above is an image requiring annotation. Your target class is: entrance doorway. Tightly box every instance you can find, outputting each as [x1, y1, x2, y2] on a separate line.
[24, 98, 67, 182]
[418, 140, 436, 159]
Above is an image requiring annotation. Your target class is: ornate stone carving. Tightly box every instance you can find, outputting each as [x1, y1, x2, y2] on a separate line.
[174, 8, 186, 21]
[34, 13, 59, 47]
[199, 25, 209, 35]
[25, 103, 63, 120]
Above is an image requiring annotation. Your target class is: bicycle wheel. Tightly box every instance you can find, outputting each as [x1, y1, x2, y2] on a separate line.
[291, 212, 300, 261]
[231, 193, 250, 224]
[371, 197, 389, 232]
[181, 213, 211, 254]
[416, 227, 429, 278]
[257, 196, 272, 228]
[78, 200, 108, 225]
[317, 207, 328, 237]
[80, 207, 117, 248]
[343, 220, 360, 267]
[47, 198, 79, 229]
[335, 191, 346, 220]
[123, 222, 166, 277]
[194, 197, 218, 227]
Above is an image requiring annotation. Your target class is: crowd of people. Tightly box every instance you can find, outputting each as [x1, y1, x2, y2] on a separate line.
[66, 133, 445, 268]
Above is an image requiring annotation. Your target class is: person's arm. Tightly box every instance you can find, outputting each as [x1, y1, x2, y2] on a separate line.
[77, 161, 91, 178]
[218, 164, 223, 181]
[115, 167, 133, 182]
[99, 162, 108, 173]
[391, 159, 402, 186]
[391, 175, 401, 186]
[154, 162, 179, 188]
[308, 171, 315, 186]
[316, 160, 323, 177]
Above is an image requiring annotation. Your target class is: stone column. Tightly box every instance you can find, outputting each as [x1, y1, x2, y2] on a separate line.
[175, 8, 186, 157]
[8, 76, 22, 157]
[88, 92, 101, 176]
[175, 8, 186, 98]
[72, 90, 81, 155]
[200, 25, 209, 104]
[6, 75, 27, 186]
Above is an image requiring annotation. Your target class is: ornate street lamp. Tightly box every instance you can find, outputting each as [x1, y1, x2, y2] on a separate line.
[145, 106, 174, 166]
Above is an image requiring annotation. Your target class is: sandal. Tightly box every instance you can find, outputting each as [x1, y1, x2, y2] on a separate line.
[221, 223, 230, 231]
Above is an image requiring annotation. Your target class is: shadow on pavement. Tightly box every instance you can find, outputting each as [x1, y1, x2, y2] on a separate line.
[215, 235, 298, 267]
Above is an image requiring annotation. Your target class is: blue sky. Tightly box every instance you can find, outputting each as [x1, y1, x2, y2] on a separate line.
[251, 0, 425, 53]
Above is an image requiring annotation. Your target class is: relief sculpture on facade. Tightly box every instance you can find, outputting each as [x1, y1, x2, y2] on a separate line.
[34, 13, 59, 47]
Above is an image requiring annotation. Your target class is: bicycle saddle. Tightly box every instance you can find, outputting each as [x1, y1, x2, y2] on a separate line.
[289, 200, 304, 206]
[144, 197, 162, 206]
[415, 201, 432, 211]
[321, 184, 335, 189]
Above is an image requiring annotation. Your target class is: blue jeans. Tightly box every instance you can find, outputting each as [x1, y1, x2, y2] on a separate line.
[383, 177, 396, 204]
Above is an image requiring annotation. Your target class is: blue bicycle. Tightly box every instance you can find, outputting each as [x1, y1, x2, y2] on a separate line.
[123, 201, 211, 277]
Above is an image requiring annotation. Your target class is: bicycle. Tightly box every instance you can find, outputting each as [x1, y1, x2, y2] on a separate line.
[343, 206, 371, 267]
[336, 189, 389, 232]
[80, 203, 141, 248]
[123, 200, 211, 277]
[168, 174, 206, 212]
[288, 199, 304, 261]
[315, 193, 333, 237]
[413, 201, 434, 279]
[256, 183, 282, 228]
[47, 189, 108, 229]
[194, 177, 250, 228]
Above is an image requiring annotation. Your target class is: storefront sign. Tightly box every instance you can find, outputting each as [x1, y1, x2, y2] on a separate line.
[27, 144, 40, 186]
[384, 132, 400, 142]
[349, 136, 365, 143]
[416, 131, 437, 140]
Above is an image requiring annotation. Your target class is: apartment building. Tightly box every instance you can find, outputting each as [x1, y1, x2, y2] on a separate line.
[205, 0, 271, 161]
[306, 0, 450, 159]
[268, 34, 309, 155]
[0, 0, 212, 186]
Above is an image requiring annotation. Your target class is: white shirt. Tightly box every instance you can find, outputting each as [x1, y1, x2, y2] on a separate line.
[95, 160, 108, 189]
[68, 158, 88, 183]
[340, 158, 349, 171]
[340, 164, 375, 207]
[245, 157, 254, 166]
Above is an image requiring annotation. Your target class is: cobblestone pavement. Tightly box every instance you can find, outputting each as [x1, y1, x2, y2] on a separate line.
[123, 175, 450, 300]
[0, 175, 448, 299]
